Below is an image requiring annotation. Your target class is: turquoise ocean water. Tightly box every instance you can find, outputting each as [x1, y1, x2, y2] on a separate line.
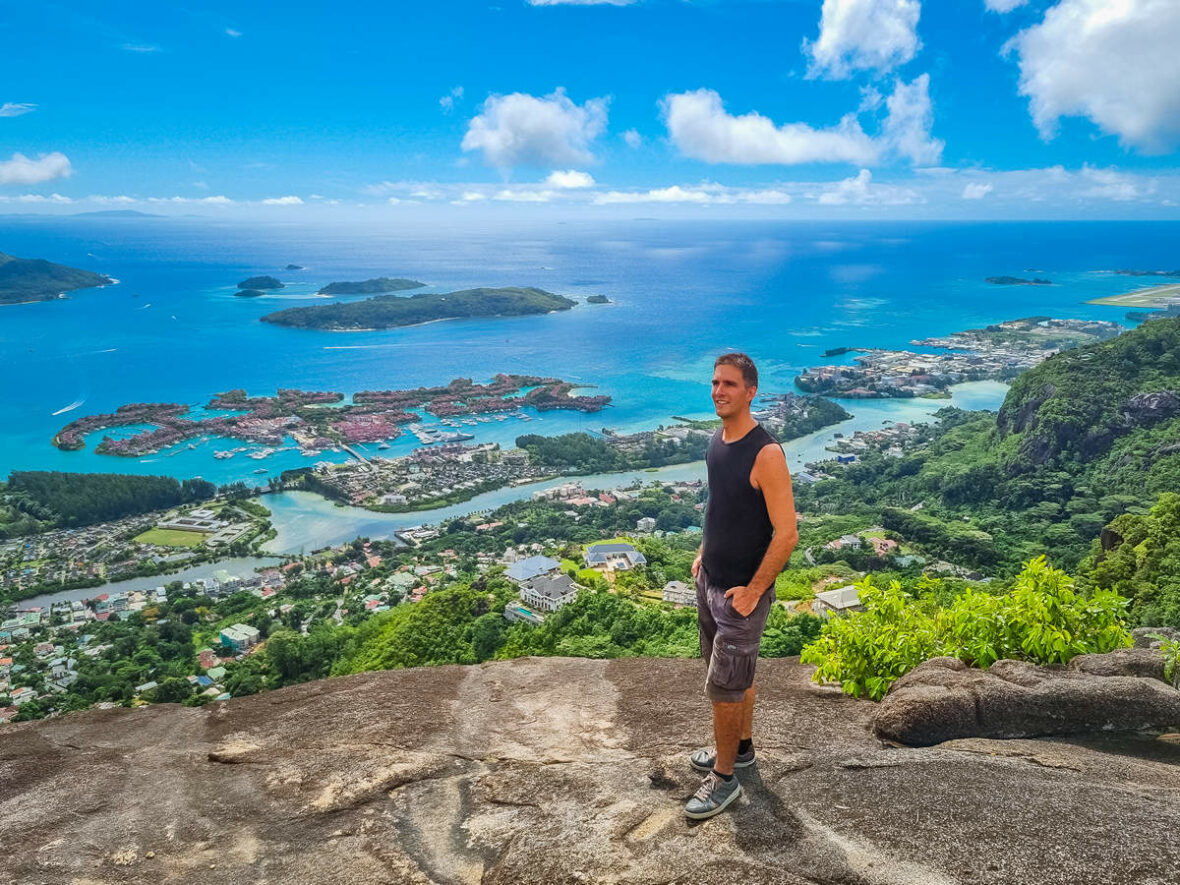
[1, 217, 1176, 487]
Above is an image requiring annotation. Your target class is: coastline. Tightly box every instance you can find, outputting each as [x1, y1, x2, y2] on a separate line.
[260, 380, 1009, 553]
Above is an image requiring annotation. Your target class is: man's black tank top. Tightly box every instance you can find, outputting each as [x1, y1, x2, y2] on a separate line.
[702, 422, 781, 590]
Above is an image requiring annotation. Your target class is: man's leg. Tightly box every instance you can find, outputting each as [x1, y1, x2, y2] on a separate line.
[711, 697, 745, 776]
[741, 685, 756, 741]
[713, 686, 756, 774]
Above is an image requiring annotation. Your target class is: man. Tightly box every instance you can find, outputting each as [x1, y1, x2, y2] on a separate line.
[685, 352, 798, 820]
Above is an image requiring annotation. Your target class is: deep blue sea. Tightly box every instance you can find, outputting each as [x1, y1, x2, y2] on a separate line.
[2, 216, 1177, 486]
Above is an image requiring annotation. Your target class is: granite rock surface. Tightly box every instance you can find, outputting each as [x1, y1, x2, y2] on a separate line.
[3, 656, 1180, 885]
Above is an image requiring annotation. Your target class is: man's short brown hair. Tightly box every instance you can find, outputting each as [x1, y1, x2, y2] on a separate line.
[714, 352, 758, 389]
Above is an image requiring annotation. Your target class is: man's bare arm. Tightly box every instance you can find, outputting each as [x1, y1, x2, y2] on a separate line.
[724, 444, 798, 615]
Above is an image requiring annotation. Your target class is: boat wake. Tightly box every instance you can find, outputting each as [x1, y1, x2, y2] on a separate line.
[51, 399, 85, 416]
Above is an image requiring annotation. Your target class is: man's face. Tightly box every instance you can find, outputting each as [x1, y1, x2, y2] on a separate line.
[712, 364, 754, 419]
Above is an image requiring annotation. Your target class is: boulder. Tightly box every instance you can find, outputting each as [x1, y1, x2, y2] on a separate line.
[874, 652, 1180, 747]
[1134, 626, 1180, 649]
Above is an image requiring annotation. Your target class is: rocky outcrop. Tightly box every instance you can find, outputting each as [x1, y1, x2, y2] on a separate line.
[996, 382, 1055, 437]
[1120, 390, 1180, 428]
[873, 653, 1180, 747]
[4, 657, 1180, 884]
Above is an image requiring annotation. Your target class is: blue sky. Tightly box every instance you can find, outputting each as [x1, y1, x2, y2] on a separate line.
[2, 0, 1179, 218]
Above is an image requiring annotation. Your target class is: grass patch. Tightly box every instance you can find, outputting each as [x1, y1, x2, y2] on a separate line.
[135, 528, 207, 548]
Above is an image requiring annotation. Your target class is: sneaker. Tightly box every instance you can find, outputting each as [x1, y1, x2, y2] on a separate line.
[689, 745, 755, 773]
[684, 771, 743, 820]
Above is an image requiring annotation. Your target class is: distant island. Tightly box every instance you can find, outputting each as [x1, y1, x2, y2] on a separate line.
[234, 289, 266, 298]
[317, 277, 426, 295]
[238, 275, 284, 290]
[986, 276, 1053, 286]
[285, 264, 304, 271]
[585, 294, 611, 304]
[261, 286, 576, 331]
[0, 252, 114, 305]
[1115, 269, 1180, 277]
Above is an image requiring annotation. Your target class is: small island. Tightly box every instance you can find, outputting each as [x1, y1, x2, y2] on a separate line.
[317, 277, 426, 296]
[1115, 269, 1180, 277]
[0, 252, 114, 306]
[261, 286, 576, 331]
[985, 276, 1053, 286]
[234, 289, 266, 298]
[237, 275, 284, 290]
[285, 264, 305, 271]
[585, 294, 611, 304]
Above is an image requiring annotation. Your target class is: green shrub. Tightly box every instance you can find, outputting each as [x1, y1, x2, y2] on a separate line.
[801, 579, 941, 701]
[802, 556, 1133, 700]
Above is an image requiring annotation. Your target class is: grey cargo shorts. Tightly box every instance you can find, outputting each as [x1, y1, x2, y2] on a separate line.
[695, 562, 773, 703]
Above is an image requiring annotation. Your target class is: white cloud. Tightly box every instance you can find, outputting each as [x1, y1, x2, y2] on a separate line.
[662, 89, 876, 165]
[0, 102, 36, 117]
[985, 0, 1027, 11]
[494, 189, 556, 202]
[962, 182, 994, 199]
[737, 189, 793, 205]
[225, 28, 242, 37]
[1008, 0, 1180, 152]
[15, 193, 72, 203]
[804, 0, 921, 79]
[623, 129, 642, 148]
[0, 152, 72, 185]
[593, 183, 792, 205]
[662, 76, 940, 167]
[462, 88, 609, 168]
[880, 74, 943, 164]
[595, 185, 718, 205]
[439, 86, 464, 114]
[460, 191, 487, 201]
[262, 195, 304, 205]
[122, 43, 161, 53]
[545, 169, 595, 188]
[1079, 164, 1154, 201]
[817, 169, 918, 205]
[145, 195, 234, 204]
[527, 0, 635, 5]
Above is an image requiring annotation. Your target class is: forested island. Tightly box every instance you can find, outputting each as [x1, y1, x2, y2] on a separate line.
[0, 252, 113, 305]
[260, 286, 576, 331]
[233, 289, 266, 298]
[317, 278, 426, 295]
[985, 276, 1053, 285]
[585, 294, 611, 304]
[237, 276, 284, 290]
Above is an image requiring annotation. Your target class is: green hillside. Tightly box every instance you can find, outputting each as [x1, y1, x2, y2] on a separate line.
[795, 317, 1180, 624]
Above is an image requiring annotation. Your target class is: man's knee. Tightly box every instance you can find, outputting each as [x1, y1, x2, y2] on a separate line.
[704, 642, 758, 703]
